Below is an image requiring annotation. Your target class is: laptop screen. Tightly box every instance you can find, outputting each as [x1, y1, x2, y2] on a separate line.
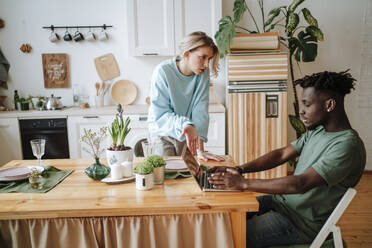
[181, 146, 201, 177]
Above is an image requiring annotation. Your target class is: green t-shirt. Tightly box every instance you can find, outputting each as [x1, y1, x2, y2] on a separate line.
[272, 125, 366, 242]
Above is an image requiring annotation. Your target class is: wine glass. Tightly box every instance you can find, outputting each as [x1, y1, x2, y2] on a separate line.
[30, 139, 46, 167]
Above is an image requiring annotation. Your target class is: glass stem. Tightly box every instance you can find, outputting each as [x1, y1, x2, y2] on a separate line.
[38, 157, 41, 167]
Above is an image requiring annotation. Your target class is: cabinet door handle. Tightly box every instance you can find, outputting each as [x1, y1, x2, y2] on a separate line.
[83, 116, 99, 119]
[142, 53, 158, 56]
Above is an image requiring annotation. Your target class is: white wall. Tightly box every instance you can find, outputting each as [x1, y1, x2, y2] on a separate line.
[0, 0, 371, 169]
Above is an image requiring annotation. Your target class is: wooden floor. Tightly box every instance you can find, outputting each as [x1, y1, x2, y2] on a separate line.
[338, 172, 372, 248]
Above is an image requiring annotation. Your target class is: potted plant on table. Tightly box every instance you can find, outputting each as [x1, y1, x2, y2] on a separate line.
[145, 155, 166, 185]
[106, 104, 133, 167]
[80, 127, 111, 180]
[133, 161, 154, 190]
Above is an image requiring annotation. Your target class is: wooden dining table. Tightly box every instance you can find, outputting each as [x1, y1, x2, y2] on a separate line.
[0, 157, 259, 248]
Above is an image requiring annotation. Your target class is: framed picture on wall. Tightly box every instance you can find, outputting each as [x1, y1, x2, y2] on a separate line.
[42, 53, 69, 88]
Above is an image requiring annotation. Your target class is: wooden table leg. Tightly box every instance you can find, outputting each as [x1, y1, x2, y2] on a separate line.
[229, 211, 246, 248]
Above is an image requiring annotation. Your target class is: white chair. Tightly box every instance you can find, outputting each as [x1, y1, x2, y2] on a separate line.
[271, 187, 357, 248]
[309, 187, 357, 248]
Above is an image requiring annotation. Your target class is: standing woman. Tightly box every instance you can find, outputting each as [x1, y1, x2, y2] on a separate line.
[148, 31, 224, 161]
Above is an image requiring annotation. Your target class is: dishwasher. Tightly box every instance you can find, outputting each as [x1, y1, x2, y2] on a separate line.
[19, 118, 70, 159]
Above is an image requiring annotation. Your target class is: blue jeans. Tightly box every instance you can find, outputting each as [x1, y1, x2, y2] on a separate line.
[246, 195, 302, 248]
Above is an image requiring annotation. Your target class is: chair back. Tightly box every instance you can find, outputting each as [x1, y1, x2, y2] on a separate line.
[310, 188, 357, 248]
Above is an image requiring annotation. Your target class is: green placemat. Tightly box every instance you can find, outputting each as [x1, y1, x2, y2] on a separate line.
[165, 170, 191, 179]
[0, 166, 74, 193]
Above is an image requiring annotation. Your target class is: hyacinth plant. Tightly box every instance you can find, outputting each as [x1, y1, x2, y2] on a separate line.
[108, 104, 131, 151]
[80, 127, 108, 159]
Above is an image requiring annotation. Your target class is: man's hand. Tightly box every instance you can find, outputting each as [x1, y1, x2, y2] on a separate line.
[197, 150, 225, 162]
[181, 125, 199, 154]
[208, 169, 246, 190]
[207, 166, 238, 174]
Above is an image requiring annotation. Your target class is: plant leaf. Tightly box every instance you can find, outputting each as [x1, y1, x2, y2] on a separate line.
[215, 16, 236, 58]
[265, 6, 286, 27]
[301, 8, 318, 27]
[288, 114, 306, 134]
[289, 31, 318, 62]
[286, 13, 299, 33]
[306, 25, 324, 41]
[233, 0, 247, 23]
[288, 0, 305, 13]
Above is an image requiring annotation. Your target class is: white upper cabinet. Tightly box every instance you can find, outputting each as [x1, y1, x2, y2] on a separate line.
[127, 0, 221, 56]
[174, 0, 221, 55]
[127, 0, 175, 56]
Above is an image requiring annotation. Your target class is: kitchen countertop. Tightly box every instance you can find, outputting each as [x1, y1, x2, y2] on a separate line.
[0, 103, 225, 119]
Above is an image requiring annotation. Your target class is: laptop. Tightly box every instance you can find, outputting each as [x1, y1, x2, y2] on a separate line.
[181, 146, 240, 192]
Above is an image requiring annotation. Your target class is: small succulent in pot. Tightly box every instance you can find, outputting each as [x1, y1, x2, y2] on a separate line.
[144, 155, 166, 168]
[108, 104, 131, 151]
[145, 155, 166, 184]
[134, 161, 154, 175]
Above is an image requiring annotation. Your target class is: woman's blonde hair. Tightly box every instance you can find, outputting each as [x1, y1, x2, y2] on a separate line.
[178, 31, 220, 77]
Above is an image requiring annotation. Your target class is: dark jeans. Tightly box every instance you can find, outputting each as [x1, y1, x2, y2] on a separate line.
[246, 195, 302, 248]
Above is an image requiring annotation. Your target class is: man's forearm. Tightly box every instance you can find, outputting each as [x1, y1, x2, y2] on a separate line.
[238, 147, 295, 173]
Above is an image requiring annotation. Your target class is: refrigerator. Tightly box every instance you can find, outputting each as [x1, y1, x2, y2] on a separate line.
[227, 52, 288, 179]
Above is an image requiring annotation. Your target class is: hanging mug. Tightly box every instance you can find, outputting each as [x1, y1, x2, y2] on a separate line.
[98, 30, 108, 41]
[63, 30, 72, 41]
[49, 31, 59, 42]
[85, 30, 96, 41]
[73, 30, 84, 42]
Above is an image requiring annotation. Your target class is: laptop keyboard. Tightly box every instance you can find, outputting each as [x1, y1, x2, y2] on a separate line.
[202, 172, 213, 189]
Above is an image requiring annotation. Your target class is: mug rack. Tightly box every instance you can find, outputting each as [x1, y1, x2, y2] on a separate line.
[42, 24, 113, 31]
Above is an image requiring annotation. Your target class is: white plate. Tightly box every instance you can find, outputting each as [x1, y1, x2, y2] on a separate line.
[101, 176, 135, 184]
[0, 166, 45, 182]
[165, 159, 189, 172]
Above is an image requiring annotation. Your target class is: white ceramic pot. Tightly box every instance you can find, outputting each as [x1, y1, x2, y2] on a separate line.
[106, 148, 134, 167]
[135, 173, 154, 190]
[153, 166, 165, 184]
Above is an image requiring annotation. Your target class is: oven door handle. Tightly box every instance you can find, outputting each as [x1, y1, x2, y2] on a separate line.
[21, 129, 67, 135]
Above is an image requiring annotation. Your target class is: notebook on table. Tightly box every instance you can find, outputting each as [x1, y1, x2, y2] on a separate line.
[181, 146, 240, 192]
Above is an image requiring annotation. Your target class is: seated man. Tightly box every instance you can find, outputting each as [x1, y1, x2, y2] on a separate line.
[208, 70, 366, 248]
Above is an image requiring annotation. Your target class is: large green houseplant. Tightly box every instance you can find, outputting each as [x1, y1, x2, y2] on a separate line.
[215, 0, 324, 139]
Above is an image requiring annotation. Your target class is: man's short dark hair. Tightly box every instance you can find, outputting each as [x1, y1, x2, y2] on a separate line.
[295, 70, 356, 97]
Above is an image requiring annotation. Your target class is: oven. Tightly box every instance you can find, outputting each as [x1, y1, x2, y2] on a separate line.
[19, 118, 70, 159]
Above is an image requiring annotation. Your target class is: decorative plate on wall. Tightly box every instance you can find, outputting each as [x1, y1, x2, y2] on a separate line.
[111, 80, 137, 105]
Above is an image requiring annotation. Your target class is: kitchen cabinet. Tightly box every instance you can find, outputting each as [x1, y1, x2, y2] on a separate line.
[68, 115, 115, 159]
[0, 118, 22, 165]
[127, 0, 222, 56]
[68, 112, 225, 159]
[68, 114, 151, 159]
[205, 113, 225, 155]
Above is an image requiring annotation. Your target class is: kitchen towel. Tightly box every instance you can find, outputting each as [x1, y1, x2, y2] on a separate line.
[0, 166, 73, 193]
[0, 48, 10, 89]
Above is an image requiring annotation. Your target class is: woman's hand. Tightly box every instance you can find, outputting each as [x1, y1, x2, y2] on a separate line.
[197, 150, 225, 162]
[181, 124, 199, 154]
[208, 169, 246, 190]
